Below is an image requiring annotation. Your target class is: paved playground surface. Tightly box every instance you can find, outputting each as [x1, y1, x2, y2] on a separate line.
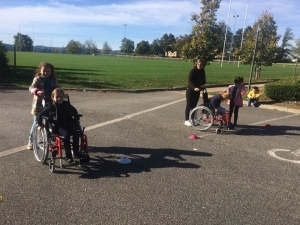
[0, 88, 299, 224]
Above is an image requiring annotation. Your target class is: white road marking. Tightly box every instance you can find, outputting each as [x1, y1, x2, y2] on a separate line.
[268, 149, 300, 164]
[0, 145, 28, 158]
[0, 100, 299, 159]
[249, 114, 298, 125]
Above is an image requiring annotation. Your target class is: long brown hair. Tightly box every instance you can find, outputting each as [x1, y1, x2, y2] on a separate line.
[34, 62, 57, 79]
[194, 58, 206, 68]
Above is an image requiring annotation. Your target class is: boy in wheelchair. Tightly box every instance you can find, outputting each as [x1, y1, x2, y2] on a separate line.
[37, 88, 86, 163]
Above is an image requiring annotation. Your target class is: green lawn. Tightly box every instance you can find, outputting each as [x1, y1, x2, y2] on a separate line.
[3, 51, 298, 90]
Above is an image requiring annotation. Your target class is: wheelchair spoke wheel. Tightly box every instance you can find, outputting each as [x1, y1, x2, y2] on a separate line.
[33, 127, 49, 163]
[189, 106, 214, 131]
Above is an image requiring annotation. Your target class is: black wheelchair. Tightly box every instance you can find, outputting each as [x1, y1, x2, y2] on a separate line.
[32, 95, 90, 172]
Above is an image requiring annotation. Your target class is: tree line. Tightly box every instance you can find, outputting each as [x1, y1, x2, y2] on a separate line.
[2, 0, 300, 77]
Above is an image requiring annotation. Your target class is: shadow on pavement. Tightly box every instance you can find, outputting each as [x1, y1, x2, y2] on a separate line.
[236, 124, 300, 136]
[75, 146, 213, 179]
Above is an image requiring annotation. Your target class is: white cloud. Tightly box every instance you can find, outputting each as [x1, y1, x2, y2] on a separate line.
[0, 0, 299, 49]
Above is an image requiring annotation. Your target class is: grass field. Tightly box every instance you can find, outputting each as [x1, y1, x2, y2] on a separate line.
[3, 51, 298, 90]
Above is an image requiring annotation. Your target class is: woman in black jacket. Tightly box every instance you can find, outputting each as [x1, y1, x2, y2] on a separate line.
[185, 58, 206, 126]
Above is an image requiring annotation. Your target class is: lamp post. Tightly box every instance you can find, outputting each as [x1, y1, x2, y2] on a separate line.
[124, 24, 127, 54]
[221, 0, 232, 67]
[248, 25, 260, 90]
[238, 4, 248, 67]
[228, 15, 239, 63]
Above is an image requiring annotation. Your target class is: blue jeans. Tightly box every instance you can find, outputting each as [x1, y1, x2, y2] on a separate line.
[28, 116, 38, 143]
[248, 98, 258, 107]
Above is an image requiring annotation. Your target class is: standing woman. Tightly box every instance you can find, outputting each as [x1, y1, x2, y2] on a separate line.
[184, 58, 206, 126]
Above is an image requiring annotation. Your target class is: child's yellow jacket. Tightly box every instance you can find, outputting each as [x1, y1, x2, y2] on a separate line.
[247, 90, 260, 99]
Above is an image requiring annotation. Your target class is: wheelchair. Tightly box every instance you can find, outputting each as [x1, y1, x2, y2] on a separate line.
[32, 95, 90, 172]
[189, 88, 230, 134]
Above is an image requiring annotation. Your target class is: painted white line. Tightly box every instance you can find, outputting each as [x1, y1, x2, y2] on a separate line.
[85, 98, 185, 131]
[268, 149, 300, 164]
[0, 145, 28, 158]
[249, 114, 298, 126]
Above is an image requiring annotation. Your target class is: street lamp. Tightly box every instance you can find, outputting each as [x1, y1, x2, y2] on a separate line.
[124, 24, 127, 54]
[228, 15, 239, 63]
[238, 4, 248, 68]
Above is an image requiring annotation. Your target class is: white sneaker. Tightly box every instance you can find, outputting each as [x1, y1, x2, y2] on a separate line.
[27, 142, 33, 150]
[185, 120, 192, 127]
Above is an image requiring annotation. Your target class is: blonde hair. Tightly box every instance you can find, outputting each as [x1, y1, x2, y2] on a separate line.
[221, 90, 230, 100]
[51, 88, 65, 99]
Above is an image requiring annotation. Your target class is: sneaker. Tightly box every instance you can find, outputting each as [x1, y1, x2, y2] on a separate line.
[184, 120, 192, 127]
[67, 158, 74, 163]
[27, 142, 33, 150]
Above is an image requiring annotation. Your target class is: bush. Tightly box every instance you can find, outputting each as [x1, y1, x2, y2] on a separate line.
[264, 79, 300, 101]
[0, 41, 9, 81]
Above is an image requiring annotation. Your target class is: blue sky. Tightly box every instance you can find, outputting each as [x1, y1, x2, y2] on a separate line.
[0, 0, 299, 50]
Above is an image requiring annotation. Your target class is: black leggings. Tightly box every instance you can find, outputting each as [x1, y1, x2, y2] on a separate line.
[229, 101, 240, 124]
[185, 89, 200, 120]
[58, 125, 80, 159]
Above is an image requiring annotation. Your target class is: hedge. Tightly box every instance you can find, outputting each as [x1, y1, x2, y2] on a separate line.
[264, 79, 300, 101]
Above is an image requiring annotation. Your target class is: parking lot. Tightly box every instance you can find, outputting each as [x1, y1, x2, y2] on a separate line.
[0, 88, 300, 225]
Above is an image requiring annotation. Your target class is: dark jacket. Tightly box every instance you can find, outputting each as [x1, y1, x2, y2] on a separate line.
[187, 66, 206, 90]
[209, 94, 222, 110]
[37, 100, 79, 129]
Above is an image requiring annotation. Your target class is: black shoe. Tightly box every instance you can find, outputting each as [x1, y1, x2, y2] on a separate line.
[67, 158, 74, 163]
[234, 123, 237, 127]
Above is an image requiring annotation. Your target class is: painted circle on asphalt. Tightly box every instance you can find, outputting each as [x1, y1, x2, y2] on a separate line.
[268, 149, 300, 164]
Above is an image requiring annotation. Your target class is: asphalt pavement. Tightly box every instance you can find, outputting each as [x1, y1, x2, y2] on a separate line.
[0, 87, 300, 225]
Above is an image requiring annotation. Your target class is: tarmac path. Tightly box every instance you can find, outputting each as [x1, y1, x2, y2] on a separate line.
[0, 88, 300, 225]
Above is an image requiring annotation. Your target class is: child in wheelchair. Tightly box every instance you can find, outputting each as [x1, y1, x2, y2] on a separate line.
[209, 90, 232, 129]
[37, 88, 86, 163]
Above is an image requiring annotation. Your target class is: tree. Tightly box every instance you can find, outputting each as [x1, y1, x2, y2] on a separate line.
[66, 40, 83, 54]
[13, 33, 33, 52]
[120, 38, 134, 54]
[238, 11, 281, 79]
[172, 35, 192, 57]
[0, 41, 9, 80]
[181, 0, 221, 62]
[232, 26, 252, 53]
[135, 40, 150, 55]
[291, 38, 300, 77]
[275, 27, 294, 62]
[102, 41, 112, 54]
[84, 39, 98, 54]
[292, 38, 300, 57]
[159, 33, 176, 55]
[150, 39, 163, 55]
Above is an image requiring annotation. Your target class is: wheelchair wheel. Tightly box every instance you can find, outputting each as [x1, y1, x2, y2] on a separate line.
[33, 126, 49, 163]
[189, 105, 214, 131]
